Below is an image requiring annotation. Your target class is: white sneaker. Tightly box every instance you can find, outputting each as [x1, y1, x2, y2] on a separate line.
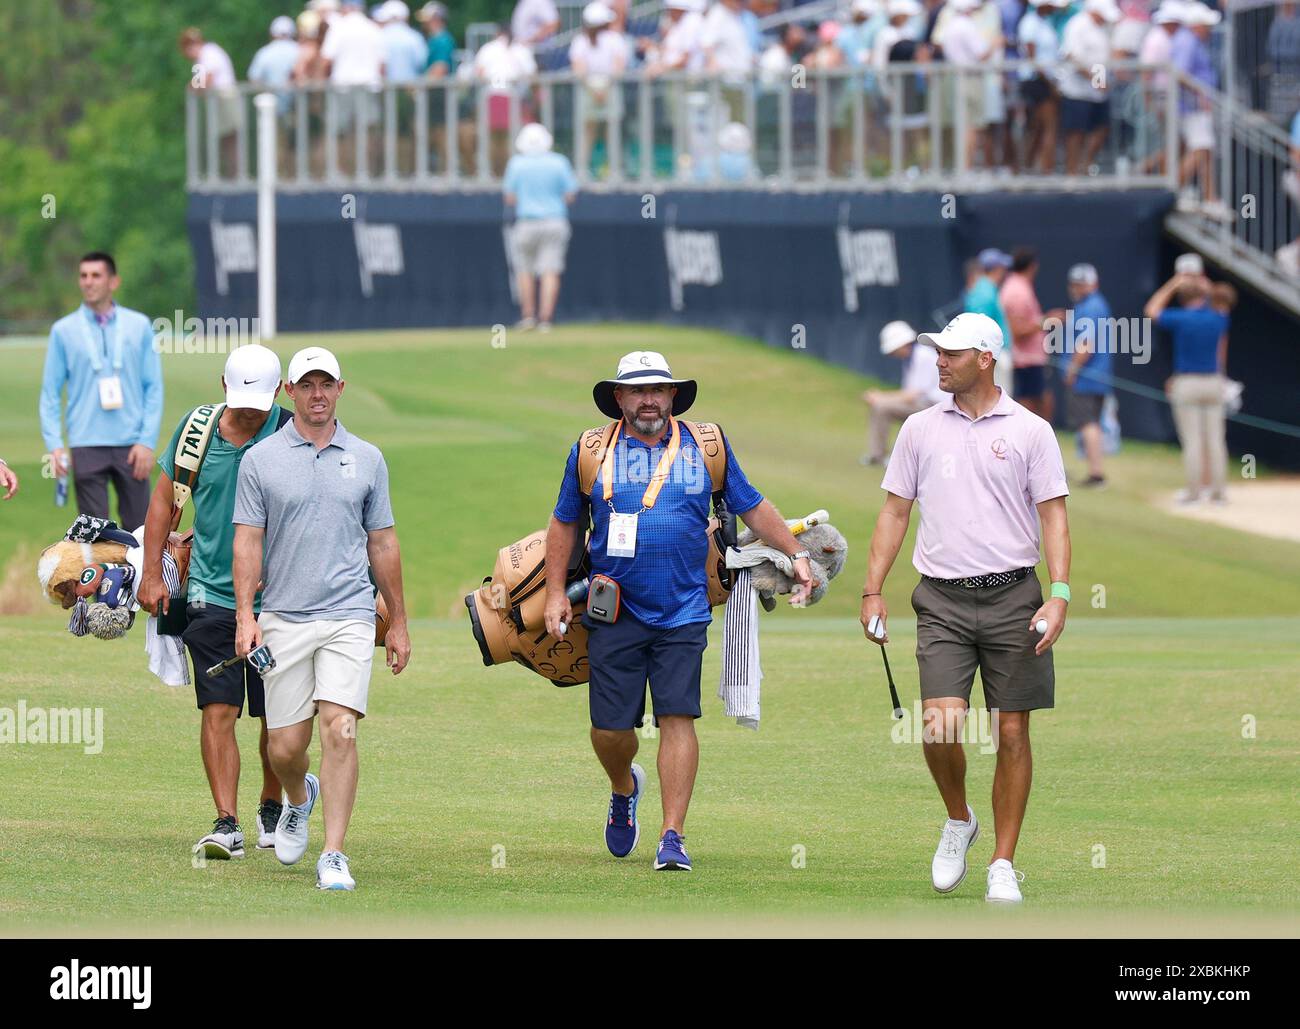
[515, 317, 536, 332]
[1174, 488, 1200, 505]
[316, 850, 356, 891]
[275, 772, 319, 866]
[931, 805, 979, 893]
[986, 858, 1025, 903]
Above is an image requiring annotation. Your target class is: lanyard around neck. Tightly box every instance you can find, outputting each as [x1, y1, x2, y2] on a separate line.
[79, 306, 123, 374]
[602, 416, 681, 513]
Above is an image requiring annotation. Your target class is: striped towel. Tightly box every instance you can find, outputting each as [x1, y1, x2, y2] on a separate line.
[717, 568, 761, 730]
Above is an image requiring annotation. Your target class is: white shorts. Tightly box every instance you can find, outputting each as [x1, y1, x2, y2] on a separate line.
[258, 612, 374, 730]
[513, 219, 571, 276]
[1181, 111, 1215, 152]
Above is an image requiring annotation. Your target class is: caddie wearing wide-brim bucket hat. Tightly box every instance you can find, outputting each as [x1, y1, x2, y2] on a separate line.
[592, 351, 698, 419]
[545, 350, 817, 874]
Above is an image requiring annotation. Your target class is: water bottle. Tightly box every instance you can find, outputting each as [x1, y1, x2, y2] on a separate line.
[55, 474, 68, 507]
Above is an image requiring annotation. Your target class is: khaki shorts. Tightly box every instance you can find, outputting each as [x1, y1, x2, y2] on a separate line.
[911, 573, 1054, 712]
[513, 218, 571, 276]
[258, 611, 374, 729]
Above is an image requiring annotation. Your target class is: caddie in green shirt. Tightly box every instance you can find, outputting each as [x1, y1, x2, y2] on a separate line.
[138, 344, 292, 862]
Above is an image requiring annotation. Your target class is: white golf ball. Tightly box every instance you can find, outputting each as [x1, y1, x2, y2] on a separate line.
[1034, 619, 1048, 634]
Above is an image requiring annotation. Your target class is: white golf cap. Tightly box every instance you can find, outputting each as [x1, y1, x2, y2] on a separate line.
[593, 351, 697, 419]
[887, 0, 922, 16]
[582, 1, 615, 26]
[1152, 1, 1187, 24]
[515, 122, 554, 155]
[949, 0, 982, 13]
[1068, 262, 1100, 286]
[917, 312, 1004, 354]
[1084, 0, 1122, 21]
[850, 0, 877, 16]
[879, 320, 917, 355]
[224, 344, 282, 411]
[1183, 2, 1222, 26]
[718, 121, 752, 153]
[270, 15, 297, 37]
[385, 0, 411, 19]
[1175, 252, 1205, 275]
[287, 346, 342, 384]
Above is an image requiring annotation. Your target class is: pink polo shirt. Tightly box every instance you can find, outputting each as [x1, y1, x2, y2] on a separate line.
[881, 388, 1068, 579]
[999, 272, 1047, 369]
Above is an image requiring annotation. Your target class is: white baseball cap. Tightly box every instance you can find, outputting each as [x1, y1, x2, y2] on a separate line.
[850, 0, 877, 16]
[917, 312, 1004, 354]
[515, 122, 554, 155]
[582, 1, 615, 27]
[1068, 262, 1100, 287]
[887, 0, 922, 18]
[1084, 0, 1122, 22]
[1152, 1, 1187, 24]
[1183, 2, 1222, 26]
[1175, 252, 1205, 276]
[286, 346, 342, 385]
[224, 344, 282, 411]
[879, 320, 917, 355]
[949, 0, 982, 12]
[270, 15, 297, 38]
[718, 121, 752, 154]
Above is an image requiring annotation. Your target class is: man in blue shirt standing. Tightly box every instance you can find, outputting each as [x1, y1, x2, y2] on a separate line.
[504, 123, 580, 332]
[1061, 263, 1113, 488]
[544, 352, 815, 871]
[1145, 270, 1231, 503]
[40, 252, 163, 528]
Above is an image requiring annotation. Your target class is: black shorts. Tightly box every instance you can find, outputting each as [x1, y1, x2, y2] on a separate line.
[1020, 76, 1053, 107]
[584, 611, 707, 730]
[1060, 97, 1110, 134]
[182, 603, 266, 717]
[1014, 365, 1048, 397]
[1068, 391, 1106, 429]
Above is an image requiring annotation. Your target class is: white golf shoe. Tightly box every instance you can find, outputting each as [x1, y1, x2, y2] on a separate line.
[274, 772, 319, 866]
[316, 850, 356, 891]
[985, 859, 1025, 903]
[194, 816, 245, 861]
[931, 805, 979, 893]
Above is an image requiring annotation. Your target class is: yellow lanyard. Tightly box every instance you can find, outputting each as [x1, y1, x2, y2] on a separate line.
[601, 417, 681, 513]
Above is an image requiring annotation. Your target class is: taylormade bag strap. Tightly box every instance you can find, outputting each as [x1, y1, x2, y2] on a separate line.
[170, 403, 293, 527]
[576, 419, 728, 514]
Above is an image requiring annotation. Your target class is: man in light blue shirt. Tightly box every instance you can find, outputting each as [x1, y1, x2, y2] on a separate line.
[504, 123, 580, 331]
[248, 16, 301, 115]
[378, 0, 429, 83]
[40, 252, 163, 528]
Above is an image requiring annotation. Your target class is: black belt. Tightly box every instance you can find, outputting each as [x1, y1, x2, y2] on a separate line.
[923, 567, 1033, 589]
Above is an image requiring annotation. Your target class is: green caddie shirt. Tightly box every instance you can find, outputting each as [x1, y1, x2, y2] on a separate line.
[158, 404, 286, 611]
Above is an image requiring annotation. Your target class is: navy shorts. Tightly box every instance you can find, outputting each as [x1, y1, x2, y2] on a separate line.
[584, 611, 708, 730]
[1061, 97, 1109, 134]
[182, 603, 266, 717]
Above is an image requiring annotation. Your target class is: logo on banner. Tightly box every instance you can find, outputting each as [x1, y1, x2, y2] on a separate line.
[353, 218, 405, 298]
[209, 210, 256, 297]
[836, 205, 898, 313]
[664, 215, 723, 312]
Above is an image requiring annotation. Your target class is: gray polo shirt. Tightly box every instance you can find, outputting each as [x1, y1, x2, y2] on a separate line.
[233, 418, 394, 622]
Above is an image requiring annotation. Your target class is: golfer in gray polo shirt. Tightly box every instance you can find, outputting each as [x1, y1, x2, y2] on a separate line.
[232, 346, 411, 891]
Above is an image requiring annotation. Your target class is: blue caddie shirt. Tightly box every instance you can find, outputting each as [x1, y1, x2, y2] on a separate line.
[553, 423, 764, 629]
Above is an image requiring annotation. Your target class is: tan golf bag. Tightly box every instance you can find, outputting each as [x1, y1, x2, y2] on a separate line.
[466, 420, 735, 686]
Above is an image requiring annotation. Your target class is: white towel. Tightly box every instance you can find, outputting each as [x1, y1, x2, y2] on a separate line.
[145, 615, 190, 688]
[717, 568, 761, 730]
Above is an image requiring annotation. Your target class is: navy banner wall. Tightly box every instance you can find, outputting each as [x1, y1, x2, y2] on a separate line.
[189, 187, 1294, 466]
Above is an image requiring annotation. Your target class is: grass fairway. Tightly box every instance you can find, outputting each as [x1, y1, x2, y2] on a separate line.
[1, 325, 1298, 936]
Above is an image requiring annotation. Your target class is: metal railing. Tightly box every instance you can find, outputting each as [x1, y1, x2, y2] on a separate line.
[1166, 68, 1300, 315]
[187, 60, 1182, 194]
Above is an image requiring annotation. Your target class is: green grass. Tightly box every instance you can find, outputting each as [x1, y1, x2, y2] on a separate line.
[1, 325, 1298, 936]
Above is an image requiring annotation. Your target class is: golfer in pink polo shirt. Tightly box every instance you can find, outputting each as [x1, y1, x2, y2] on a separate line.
[858, 312, 1072, 904]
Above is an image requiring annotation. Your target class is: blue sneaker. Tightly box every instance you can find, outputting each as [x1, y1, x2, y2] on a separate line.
[654, 829, 692, 872]
[604, 762, 645, 858]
